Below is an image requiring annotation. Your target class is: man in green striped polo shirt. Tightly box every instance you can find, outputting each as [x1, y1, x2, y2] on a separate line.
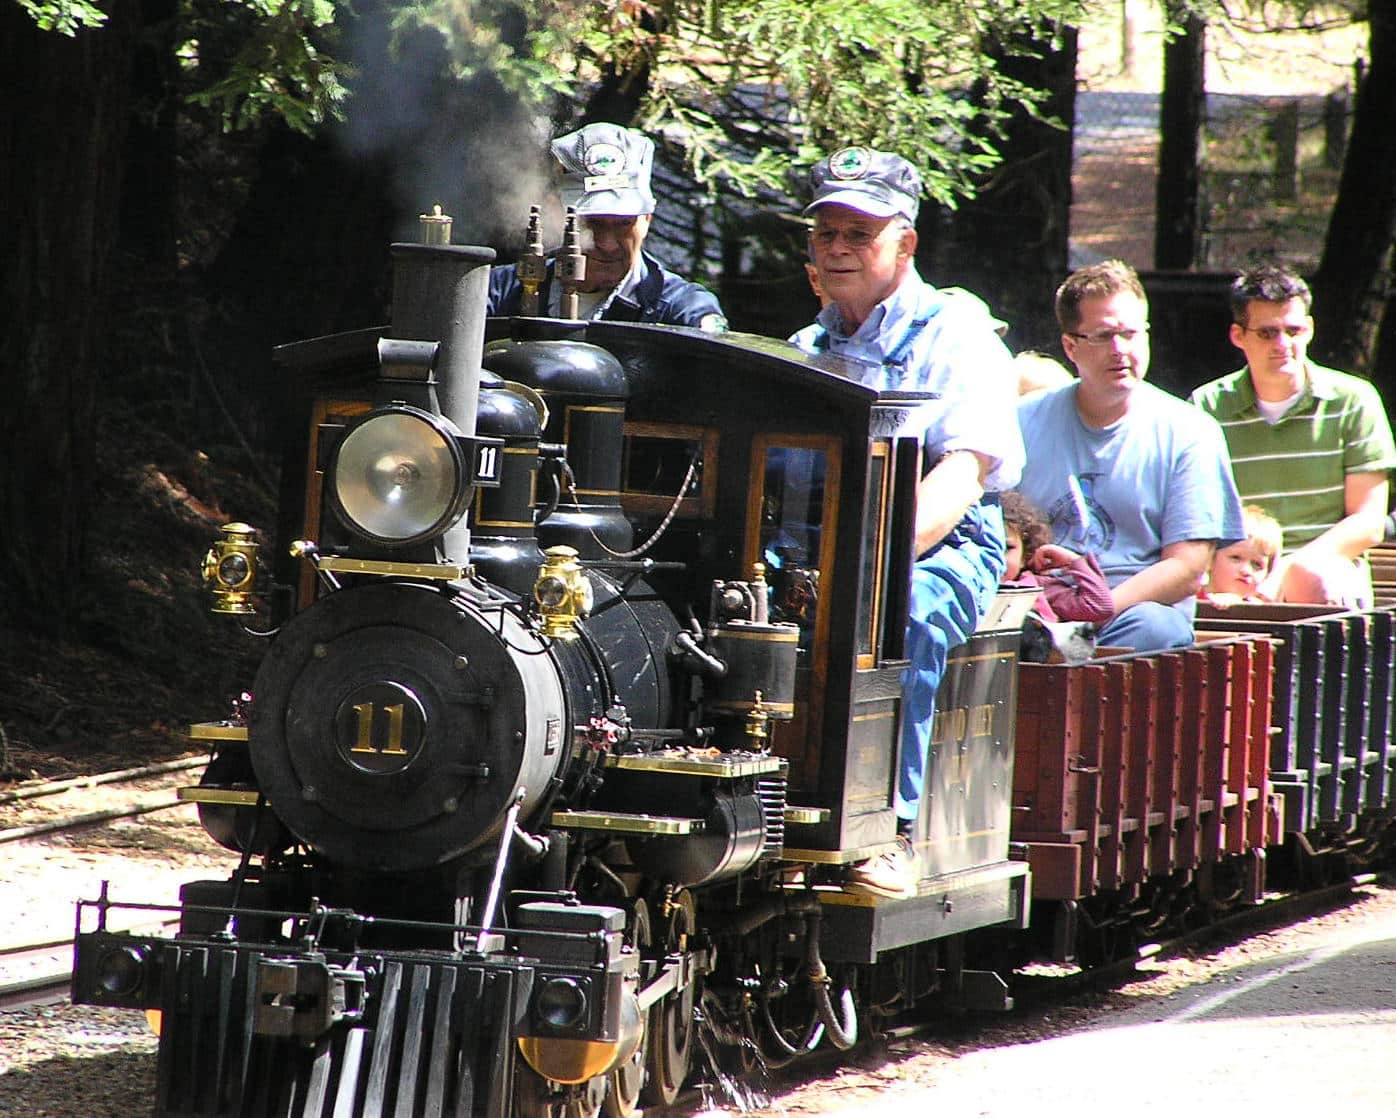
[1190, 264, 1396, 606]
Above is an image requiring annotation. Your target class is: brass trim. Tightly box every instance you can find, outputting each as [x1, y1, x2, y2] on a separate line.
[189, 722, 249, 742]
[945, 650, 1017, 667]
[474, 519, 536, 529]
[318, 557, 470, 580]
[784, 806, 831, 824]
[301, 398, 374, 607]
[568, 406, 625, 415]
[857, 439, 893, 669]
[605, 752, 788, 778]
[498, 380, 549, 429]
[620, 421, 721, 520]
[178, 787, 260, 806]
[812, 888, 882, 907]
[851, 710, 895, 722]
[550, 810, 704, 835]
[918, 827, 1008, 846]
[714, 628, 799, 643]
[569, 488, 622, 498]
[626, 421, 709, 438]
[781, 840, 901, 865]
[706, 700, 796, 714]
[744, 432, 842, 793]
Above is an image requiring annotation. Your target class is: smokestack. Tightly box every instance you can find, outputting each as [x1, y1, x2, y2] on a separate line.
[387, 240, 495, 437]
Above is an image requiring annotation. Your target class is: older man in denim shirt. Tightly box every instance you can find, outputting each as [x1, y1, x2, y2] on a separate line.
[790, 147, 1023, 896]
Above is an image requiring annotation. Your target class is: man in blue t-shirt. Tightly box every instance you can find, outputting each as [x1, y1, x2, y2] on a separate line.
[1017, 260, 1243, 652]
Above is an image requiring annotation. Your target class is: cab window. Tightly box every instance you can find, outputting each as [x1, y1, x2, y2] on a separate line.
[748, 436, 840, 652]
[856, 441, 891, 666]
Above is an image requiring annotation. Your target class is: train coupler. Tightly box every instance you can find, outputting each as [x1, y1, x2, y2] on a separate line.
[253, 955, 366, 1042]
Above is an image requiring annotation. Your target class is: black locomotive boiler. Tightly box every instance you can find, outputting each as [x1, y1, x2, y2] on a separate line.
[71, 223, 1033, 1117]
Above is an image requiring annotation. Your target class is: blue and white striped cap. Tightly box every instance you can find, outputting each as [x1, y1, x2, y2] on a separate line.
[551, 123, 657, 217]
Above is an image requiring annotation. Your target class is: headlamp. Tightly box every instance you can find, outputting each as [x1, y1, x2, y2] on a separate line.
[328, 406, 470, 546]
[533, 546, 594, 639]
[96, 944, 148, 997]
[536, 977, 589, 1030]
[201, 523, 260, 615]
[534, 575, 570, 610]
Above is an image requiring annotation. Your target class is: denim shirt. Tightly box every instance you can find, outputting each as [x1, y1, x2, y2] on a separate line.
[790, 270, 1023, 491]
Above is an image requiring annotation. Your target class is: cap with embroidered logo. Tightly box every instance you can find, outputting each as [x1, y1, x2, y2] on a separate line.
[804, 147, 923, 224]
[550, 123, 657, 217]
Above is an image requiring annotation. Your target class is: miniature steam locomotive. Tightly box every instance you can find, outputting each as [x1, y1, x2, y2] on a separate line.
[72, 222, 1031, 1117]
[71, 217, 1396, 1118]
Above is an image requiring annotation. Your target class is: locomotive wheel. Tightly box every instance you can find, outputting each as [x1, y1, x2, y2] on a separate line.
[603, 898, 651, 1118]
[642, 889, 697, 1108]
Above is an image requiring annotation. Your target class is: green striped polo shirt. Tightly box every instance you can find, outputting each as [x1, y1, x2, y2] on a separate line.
[1189, 363, 1396, 548]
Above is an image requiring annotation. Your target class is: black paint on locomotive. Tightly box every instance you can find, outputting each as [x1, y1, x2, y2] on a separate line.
[70, 224, 1396, 1118]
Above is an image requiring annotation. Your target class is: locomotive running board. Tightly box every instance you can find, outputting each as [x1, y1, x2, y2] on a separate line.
[811, 860, 1031, 964]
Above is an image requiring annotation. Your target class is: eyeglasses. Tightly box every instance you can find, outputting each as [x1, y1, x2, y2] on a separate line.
[1067, 327, 1148, 347]
[810, 226, 887, 250]
[1240, 324, 1308, 342]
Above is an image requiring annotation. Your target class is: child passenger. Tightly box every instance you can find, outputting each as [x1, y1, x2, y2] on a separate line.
[1000, 491, 1115, 625]
[1202, 504, 1282, 605]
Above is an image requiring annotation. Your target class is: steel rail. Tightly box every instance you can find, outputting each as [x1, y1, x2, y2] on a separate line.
[0, 795, 185, 844]
[0, 916, 182, 1011]
[0, 755, 206, 805]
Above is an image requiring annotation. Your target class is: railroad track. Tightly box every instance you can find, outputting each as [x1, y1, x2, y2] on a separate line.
[0, 755, 213, 1008]
[1002, 871, 1387, 1010]
[0, 918, 181, 1010]
[648, 873, 1393, 1117]
[0, 756, 206, 806]
[0, 756, 205, 845]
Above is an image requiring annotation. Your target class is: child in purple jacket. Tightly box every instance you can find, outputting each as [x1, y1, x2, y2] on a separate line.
[1000, 490, 1115, 625]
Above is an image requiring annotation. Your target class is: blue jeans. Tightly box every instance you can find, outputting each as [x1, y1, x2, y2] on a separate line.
[897, 500, 1006, 821]
[1097, 601, 1193, 652]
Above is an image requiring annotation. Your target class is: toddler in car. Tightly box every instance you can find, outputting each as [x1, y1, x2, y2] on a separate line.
[1000, 490, 1114, 625]
[1203, 504, 1282, 605]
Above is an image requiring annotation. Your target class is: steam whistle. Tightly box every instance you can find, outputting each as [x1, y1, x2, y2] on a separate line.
[557, 206, 587, 320]
[419, 204, 453, 245]
[517, 205, 546, 316]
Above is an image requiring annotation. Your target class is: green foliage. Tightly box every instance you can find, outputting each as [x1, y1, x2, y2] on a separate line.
[389, 0, 1092, 205]
[183, 0, 350, 134]
[20, 0, 1093, 199]
[15, 0, 107, 35]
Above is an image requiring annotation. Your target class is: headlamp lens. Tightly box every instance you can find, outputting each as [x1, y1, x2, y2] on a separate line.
[332, 411, 465, 544]
[536, 977, 588, 1030]
[217, 553, 251, 588]
[98, 945, 147, 996]
[535, 575, 569, 610]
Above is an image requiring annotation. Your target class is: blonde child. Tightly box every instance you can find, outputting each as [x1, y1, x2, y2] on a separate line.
[1203, 505, 1282, 605]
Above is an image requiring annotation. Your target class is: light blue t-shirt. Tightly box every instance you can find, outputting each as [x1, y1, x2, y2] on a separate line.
[1017, 381, 1244, 599]
[790, 270, 1023, 492]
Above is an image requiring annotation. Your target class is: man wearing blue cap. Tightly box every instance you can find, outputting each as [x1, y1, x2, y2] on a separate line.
[792, 147, 1024, 897]
[488, 123, 727, 330]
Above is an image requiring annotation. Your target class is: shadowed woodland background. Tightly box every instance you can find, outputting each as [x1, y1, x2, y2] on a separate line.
[2, 0, 1395, 773]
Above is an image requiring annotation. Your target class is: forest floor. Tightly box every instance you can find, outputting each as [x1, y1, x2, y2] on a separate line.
[0, 267, 274, 786]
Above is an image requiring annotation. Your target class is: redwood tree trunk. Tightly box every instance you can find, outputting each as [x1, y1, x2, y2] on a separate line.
[1312, 0, 1396, 380]
[923, 28, 1078, 353]
[0, 3, 139, 629]
[1155, 10, 1205, 270]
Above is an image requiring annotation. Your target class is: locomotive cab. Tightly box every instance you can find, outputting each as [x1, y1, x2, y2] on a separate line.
[577, 321, 1032, 962]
